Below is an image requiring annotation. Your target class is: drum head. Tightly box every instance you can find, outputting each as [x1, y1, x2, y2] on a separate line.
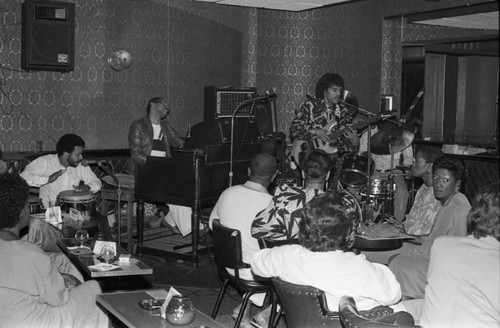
[57, 190, 95, 202]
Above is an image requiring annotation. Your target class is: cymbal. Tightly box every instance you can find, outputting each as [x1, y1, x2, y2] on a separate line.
[370, 128, 414, 155]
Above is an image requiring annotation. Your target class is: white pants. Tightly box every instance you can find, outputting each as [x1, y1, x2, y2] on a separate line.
[163, 204, 204, 237]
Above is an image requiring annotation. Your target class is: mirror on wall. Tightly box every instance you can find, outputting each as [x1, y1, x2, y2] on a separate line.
[382, 2, 499, 146]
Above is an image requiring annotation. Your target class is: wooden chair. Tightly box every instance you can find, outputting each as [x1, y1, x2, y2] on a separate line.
[211, 219, 277, 328]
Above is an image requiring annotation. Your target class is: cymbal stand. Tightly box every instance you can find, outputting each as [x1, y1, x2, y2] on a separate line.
[385, 145, 395, 219]
[363, 123, 373, 225]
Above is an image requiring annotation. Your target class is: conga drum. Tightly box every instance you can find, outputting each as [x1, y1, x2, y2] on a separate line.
[28, 195, 44, 214]
[57, 190, 97, 219]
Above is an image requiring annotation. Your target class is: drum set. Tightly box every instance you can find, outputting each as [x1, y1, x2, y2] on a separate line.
[339, 126, 414, 224]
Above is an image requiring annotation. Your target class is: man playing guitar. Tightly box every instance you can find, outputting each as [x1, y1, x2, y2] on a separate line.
[290, 73, 359, 190]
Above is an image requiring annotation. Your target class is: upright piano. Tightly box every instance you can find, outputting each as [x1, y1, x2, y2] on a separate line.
[134, 141, 276, 265]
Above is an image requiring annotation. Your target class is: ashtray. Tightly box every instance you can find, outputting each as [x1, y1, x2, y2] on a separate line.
[138, 299, 165, 310]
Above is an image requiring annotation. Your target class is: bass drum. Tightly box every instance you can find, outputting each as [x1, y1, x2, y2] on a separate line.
[340, 154, 375, 188]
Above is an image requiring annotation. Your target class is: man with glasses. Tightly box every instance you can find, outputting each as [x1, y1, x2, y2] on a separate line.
[129, 97, 185, 165]
[129, 97, 194, 236]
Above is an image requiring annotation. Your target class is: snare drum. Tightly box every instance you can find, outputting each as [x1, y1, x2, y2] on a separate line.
[340, 154, 375, 188]
[361, 177, 395, 196]
[28, 195, 44, 214]
[57, 190, 97, 219]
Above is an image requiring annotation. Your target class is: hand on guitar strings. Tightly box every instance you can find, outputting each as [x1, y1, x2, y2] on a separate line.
[344, 127, 359, 145]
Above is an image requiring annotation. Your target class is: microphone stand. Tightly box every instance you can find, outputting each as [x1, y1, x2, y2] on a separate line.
[229, 93, 274, 186]
[98, 162, 121, 247]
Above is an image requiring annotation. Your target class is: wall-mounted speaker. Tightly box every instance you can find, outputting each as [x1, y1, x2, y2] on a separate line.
[21, 0, 75, 72]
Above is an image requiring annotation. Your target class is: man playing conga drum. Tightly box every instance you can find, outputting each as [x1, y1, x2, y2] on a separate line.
[20, 133, 102, 252]
[21, 133, 101, 209]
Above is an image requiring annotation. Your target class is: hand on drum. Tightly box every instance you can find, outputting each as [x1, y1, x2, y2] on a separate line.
[48, 169, 66, 183]
[72, 184, 91, 193]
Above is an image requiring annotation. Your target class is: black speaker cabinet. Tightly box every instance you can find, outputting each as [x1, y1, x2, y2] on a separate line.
[21, 0, 75, 72]
[254, 98, 277, 137]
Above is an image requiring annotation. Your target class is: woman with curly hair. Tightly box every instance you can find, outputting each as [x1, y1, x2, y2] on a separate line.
[0, 173, 108, 328]
[389, 156, 471, 300]
[251, 192, 401, 312]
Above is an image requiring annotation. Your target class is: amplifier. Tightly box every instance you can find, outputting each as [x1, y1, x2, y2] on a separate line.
[204, 86, 257, 121]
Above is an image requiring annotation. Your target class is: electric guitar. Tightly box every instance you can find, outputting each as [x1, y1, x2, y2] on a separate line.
[291, 112, 393, 163]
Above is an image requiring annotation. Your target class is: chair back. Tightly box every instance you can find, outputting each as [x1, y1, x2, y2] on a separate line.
[272, 277, 341, 328]
[212, 219, 245, 278]
[339, 296, 418, 328]
[258, 238, 300, 249]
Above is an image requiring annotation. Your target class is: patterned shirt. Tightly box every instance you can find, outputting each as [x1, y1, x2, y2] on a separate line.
[252, 183, 324, 240]
[404, 184, 441, 236]
[290, 98, 357, 155]
[252, 184, 362, 241]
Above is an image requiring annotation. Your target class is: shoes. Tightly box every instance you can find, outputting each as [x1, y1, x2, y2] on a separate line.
[159, 213, 181, 234]
[252, 305, 271, 328]
[232, 304, 242, 320]
[238, 318, 253, 328]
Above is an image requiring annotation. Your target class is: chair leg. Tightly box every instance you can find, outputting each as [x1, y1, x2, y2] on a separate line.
[211, 279, 229, 319]
[269, 290, 281, 328]
[234, 292, 253, 328]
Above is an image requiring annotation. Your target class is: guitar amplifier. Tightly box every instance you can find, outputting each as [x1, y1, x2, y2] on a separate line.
[204, 86, 257, 121]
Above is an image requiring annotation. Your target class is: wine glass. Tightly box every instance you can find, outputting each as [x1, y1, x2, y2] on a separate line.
[100, 244, 116, 268]
[74, 229, 89, 249]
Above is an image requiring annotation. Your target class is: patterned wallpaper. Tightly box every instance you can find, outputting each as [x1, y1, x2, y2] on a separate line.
[0, 0, 495, 152]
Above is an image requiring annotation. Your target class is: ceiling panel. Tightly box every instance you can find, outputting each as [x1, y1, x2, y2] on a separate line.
[415, 11, 499, 30]
[192, 0, 358, 11]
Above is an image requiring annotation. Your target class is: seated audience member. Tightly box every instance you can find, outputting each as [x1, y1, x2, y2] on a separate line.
[389, 156, 471, 299]
[364, 145, 444, 264]
[251, 149, 333, 241]
[209, 153, 278, 328]
[394, 183, 499, 328]
[0, 173, 108, 328]
[251, 193, 402, 313]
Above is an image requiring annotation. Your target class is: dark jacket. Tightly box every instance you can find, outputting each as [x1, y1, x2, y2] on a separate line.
[128, 115, 185, 169]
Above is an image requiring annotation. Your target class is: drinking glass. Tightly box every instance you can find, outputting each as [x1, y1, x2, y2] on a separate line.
[74, 229, 89, 248]
[100, 244, 115, 268]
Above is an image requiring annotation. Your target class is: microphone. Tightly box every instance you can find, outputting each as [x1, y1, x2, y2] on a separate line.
[263, 87, 277, 98]
[250, 87, 277, 102]
[80, 159, 109, 167]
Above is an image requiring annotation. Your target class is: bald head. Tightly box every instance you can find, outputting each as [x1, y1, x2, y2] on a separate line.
[249, 153, 278, 182]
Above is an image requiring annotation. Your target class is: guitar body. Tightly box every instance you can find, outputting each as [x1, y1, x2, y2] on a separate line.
[290, 112, 393, 164]
[291, 139, 338, 163]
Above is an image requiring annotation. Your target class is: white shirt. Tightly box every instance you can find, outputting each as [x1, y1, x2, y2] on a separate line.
[420, 236, 500, 328]
[251, 245, 402, 311]
[209, 180, 272, 265]
[21, 154, 102, 209]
